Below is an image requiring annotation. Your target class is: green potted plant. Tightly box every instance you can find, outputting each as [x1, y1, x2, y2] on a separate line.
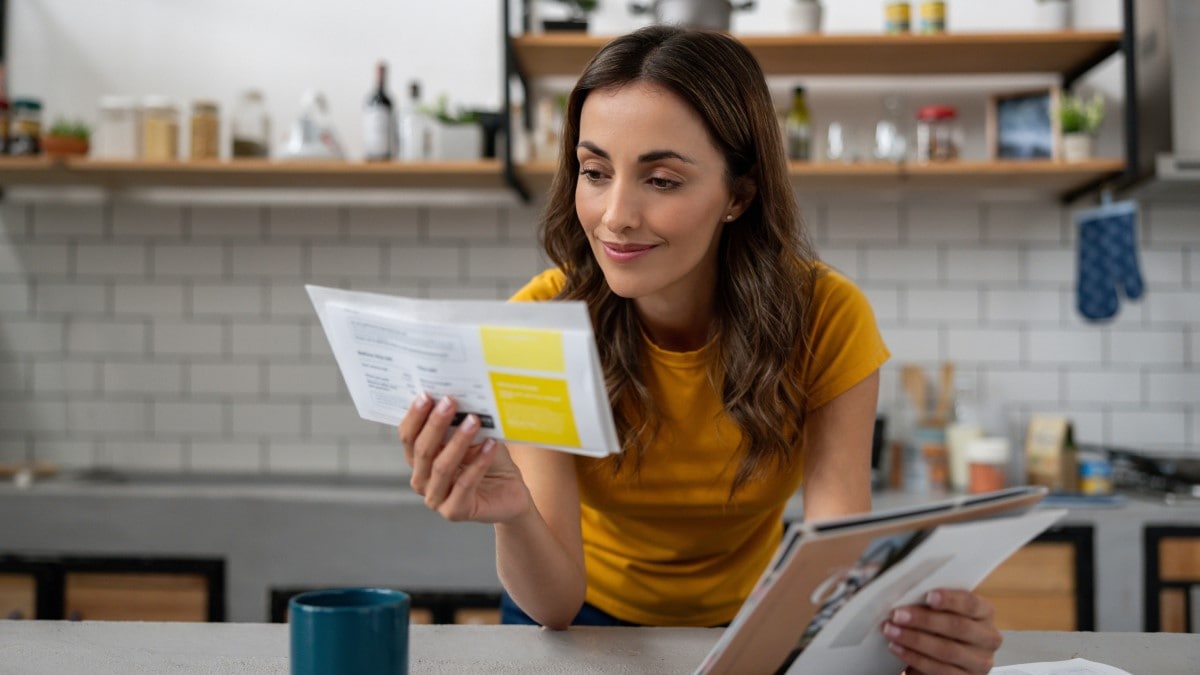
[41, 119, 91, 158]
[1059, 92, 1104, 162]
[541, 0, 598, 32]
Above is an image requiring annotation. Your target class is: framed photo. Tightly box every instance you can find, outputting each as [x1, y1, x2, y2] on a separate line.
[987, 87, 1061, 160]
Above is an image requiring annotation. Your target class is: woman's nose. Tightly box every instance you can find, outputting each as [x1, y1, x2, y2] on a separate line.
[599, 179, 641, 233]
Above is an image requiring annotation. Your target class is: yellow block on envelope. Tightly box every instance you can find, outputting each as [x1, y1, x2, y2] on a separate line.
[480, 327, 565, 373]
[490, 372, 580, 448]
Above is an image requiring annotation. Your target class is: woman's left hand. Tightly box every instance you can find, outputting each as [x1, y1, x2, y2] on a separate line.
[881, 588, 1003, 675]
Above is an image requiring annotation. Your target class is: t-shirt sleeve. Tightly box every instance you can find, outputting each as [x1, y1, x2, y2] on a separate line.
[509, 268, 566, 303]
[803, 268, 891, 411]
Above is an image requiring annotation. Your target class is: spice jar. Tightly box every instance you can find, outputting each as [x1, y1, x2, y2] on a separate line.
[9, 98, 43, 156]
[141, 96, 179, 160]
[967, 437, 1009, 494]
[884, 1, 910, 34]
[915, 105, 960, 162]
[95, 96, 140, 159]
[918, 1, 946, 34]
[231, 89, 270, 158]
[189, 100, 220, 160]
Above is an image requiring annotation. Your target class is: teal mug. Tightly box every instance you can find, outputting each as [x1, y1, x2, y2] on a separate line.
[289, 587, 410, 675]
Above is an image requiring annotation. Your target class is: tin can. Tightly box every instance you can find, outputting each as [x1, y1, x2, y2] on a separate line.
[918, 1, 946, 34]
[1079, 454, 1113, 495]
[885, 1, 911, 34]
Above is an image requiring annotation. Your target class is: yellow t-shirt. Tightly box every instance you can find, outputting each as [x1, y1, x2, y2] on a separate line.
[509, 265, 890, 626]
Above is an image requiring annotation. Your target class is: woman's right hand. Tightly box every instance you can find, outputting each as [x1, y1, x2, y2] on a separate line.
[399, 393, 533, 524]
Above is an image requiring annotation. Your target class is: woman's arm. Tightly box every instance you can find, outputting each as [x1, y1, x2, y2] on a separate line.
[800, 370, 878, 521]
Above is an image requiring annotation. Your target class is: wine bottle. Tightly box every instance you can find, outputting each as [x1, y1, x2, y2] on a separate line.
[786, 86, 811, 162]
[398, 80, 430, 162]
[363, 61, 397, 161]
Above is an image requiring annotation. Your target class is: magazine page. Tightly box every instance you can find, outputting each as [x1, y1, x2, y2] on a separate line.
[307, 285, 620, 457]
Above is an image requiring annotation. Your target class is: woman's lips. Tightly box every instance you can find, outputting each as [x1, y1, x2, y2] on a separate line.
[601, 242, 656, 262]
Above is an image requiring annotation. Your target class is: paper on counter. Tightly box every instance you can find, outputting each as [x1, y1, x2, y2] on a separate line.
[307, 285, 620, 457]
[989, 657, 1133, 675]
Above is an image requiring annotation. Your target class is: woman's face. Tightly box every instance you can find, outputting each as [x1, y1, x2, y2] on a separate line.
[575, 81, 744, 309]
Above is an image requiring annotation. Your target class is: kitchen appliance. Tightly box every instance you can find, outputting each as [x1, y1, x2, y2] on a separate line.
[1103, 446, 1200, 504]
[628, 0, 754, 31]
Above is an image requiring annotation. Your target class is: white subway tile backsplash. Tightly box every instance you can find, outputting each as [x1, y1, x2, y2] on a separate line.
[946, 328, 1021, 363]
[985, 204, 1064, 243]
[1023, 248, 1074, 284]
[112, 202, 184, 238]
[864, 248, 939, 282]
[75, 243, 149, 278]
[1110, 330, 1186, 365]
[346, 442, 408, 477]
[1054, 408, 1106, 446]
[2, 319, 65, 353]
[31, 360, 99, 394]
[190, 206, 264, 240]
[231, 244, 305, 279]
[192, 284, 264, 316]
[1, 202, 29, 237]
[390, 246, 461, 280]
[1028, 329, 1103, 365]
[310, 401, 372, 437]
[29, 438, 95, 468]
[67, 400, 149, 434]
[0, 281, 31, 312]
[32, 203, 106, 239]
[0, 360, 26, 391]
[35, 282, 108, 314]
[268, 206, 341, 239]
[346, 206, 421, 240]
[231, 401, 304, 436]
[152, 322, 225, 357]
[188, 362, 262, 396]
[905, 205, 982, 243]
[1140, 249, 1186, 286]
[984, 370, 1061, 406]
[189, 441, 263, 472]
[1111, 410, 1188, 449]
[878, 326, 942, 361]
[825, 204, 901, 243]
[154, 401, 223, 435]
[860, 286, 900, 323]
[0, 439, 26, 462]
[268, 363, 341, 397]
[985, 289, 1061, 323]
[1065, 370, 1142, 404]
[425, 282, 505, 300]
[311, 244, 385, 279]
[0, 242, 69, 277]
[817, 246, 859, 279]
[946, 247, 1021, 283]
[464, 246, 541, 280]
[67, 320, 147, 355]
[0, 399, 66, 433]
[102, 441, 185, 471]
[1188, 250, 1199, 286]
[103, 362, 183, 394]
[428, 206, 502, 241]
[153, 244, 225, 278]
[268, 285, 318, 318]
[230, 323, 304, 357]
[502, 205, 543, 245]
[906, 288, 981, 322]
[1146, 290, 1200, 324]
[266, 440, 341, 473]
[1147, 205, 1200, 245]
[113, 283, 186, 317]
[1147, 371, 1200, 405]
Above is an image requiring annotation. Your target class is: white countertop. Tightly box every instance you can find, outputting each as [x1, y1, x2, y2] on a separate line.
[1, 622, 1198, 674]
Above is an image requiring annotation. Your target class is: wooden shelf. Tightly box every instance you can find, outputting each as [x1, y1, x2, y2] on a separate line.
[517, 159, 1125, 197]
[513, 31, 1122, 79]
[0, 157, 508, 190]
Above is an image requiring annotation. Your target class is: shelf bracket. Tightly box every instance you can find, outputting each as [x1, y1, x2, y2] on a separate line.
[502, 0, 533, 203]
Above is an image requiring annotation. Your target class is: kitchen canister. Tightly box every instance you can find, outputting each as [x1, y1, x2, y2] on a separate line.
[884, 1, 910, 33]
[141, 96, 179, 161]
[917, 1, 946, 33]
[95, 96, 140, 159]
[967, 437, 1009, 494]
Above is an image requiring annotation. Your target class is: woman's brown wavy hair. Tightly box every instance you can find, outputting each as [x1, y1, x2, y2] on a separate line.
[539, 25, 822, 493]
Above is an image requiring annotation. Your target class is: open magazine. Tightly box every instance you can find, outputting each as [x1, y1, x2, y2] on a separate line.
[696, 486, 1062, 675]
[307, 285, 620, 457]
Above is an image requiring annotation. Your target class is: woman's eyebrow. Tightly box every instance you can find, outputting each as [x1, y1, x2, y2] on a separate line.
[577, 140, 696, 165]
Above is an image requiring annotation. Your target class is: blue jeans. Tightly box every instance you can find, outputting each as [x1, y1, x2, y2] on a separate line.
[499, 592, 641, 627]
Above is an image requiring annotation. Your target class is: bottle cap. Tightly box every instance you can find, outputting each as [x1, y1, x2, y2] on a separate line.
[917, 105, 957, 121]
[967, 437, 1009, 464]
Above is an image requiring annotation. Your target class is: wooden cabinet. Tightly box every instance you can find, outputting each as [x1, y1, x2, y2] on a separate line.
[1144, 525, 1200, 632]
[271, 588, 501, 625]
[975, 526, 1094, 631]
[0, 555, 224, 622]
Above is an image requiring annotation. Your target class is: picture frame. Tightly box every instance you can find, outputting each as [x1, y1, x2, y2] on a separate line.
[986, 86, 1061, 160]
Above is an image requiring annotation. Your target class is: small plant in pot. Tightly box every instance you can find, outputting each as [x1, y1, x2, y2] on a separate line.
[41, 119, 91, 158]
[1059, 92, 1104, 163]
[542, 0, 599, 32]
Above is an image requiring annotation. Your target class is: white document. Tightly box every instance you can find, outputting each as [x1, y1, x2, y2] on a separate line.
[785, 508, 1067, 674]
[989, 658, 1133, 675]
[307, 285, 620, 457]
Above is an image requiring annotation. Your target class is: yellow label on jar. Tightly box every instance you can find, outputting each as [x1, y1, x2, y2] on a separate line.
[918, 0, 946, 33]
[885, 1, 911, 33]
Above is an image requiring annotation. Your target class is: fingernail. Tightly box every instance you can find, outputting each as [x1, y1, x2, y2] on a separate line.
[925, 590, 942, 608]
[435, 396, 453, 414]
[883, 622, 901, 638]
[892, 609, 911, 625]
[888, 642, 903, 656]
[413, 392, 431, 409]
[481, 439, 496, 454]
[459, 414, 479, 434]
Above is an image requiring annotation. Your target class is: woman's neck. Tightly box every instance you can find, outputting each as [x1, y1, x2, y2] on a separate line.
[634, 287, 717, 353]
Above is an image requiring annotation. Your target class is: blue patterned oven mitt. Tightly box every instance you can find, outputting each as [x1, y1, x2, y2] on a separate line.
[1076, 200, 1143, 322]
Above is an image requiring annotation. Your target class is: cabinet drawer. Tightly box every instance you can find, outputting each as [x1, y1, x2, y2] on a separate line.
[1159, 538, 1200, 581]
[0, 573, 37, 620]
[65, 572, 209, 622]
[976, 542, 1075, 595]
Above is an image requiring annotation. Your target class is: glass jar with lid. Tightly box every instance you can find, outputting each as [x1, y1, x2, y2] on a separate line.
[189, 100, 220, 160]
[95, 95, 140, 159]
[9, 98, 43, 156]
[915, 105, 960, 162]
[231, 89, 270, 158]
[141, 96, 179, 160]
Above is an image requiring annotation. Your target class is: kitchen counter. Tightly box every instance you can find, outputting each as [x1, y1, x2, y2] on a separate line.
[2, 472, 1198, 628]
[1, 622, 1197, 674]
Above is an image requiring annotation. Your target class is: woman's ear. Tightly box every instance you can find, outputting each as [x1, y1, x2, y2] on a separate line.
[727, 177, 757, 221]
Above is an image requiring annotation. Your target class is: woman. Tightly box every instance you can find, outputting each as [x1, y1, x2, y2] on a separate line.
[401, 25, 1002, 674]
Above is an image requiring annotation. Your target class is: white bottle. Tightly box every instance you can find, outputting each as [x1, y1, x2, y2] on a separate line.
[945, 373, 984, 493]
[398, 80, 431, 161]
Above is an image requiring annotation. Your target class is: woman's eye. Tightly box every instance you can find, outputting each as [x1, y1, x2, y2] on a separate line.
[579, 168, 605, 183]
[649, 176, 681, 190]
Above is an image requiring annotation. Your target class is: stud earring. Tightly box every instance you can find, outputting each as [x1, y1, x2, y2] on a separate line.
[725, 214, 734, 221]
